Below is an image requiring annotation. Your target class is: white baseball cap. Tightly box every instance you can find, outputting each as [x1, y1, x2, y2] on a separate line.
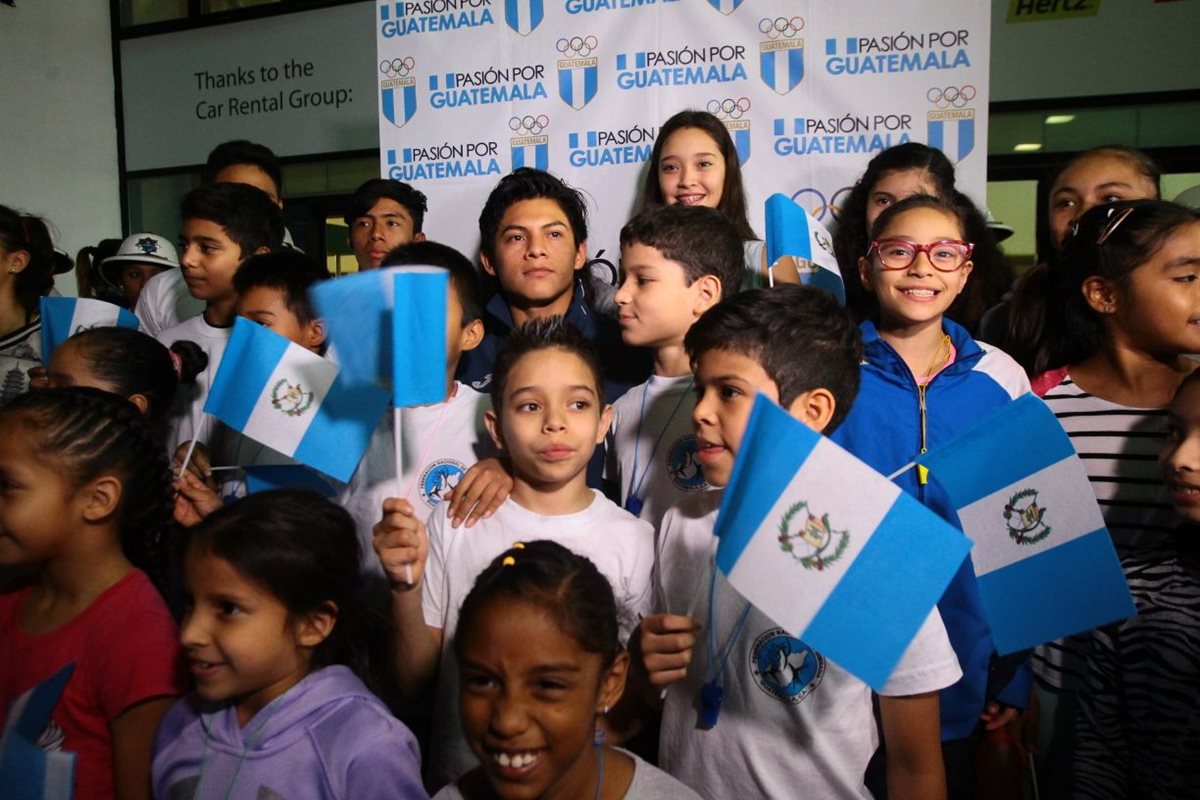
[98, 233, 179, 287]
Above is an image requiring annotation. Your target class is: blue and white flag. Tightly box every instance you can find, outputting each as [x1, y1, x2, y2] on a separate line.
[764, 193, 845, 304]
[311, 267, 449, 406]
[916, 393, 1135, 654]
[243, 464, 336, 498]
[392, 267, 448, 407]
[309, 268, 397, 389]
[0, 662, 76, 800]
[716, 395, 971, 689]
[40, 297, 140, 362]
[205, 319, 390, 482]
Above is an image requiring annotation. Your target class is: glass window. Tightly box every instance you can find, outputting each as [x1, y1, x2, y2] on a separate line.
[120, 0, 188, 27]
[201, 0, 280, 13]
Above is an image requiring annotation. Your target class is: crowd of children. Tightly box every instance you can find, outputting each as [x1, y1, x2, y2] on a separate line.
[1, 121, 1199, 800]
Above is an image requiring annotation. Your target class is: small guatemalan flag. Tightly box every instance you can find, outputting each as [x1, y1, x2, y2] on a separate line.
[764, 193, 845, 304]
[39, 297, 140, 362]
[391, 267, 448, 407]
[204, 319, 390, 482]
[715, 395, 971, 689]
[243, 464, 336, 498]
[0, 662, 76, 800]
[915, 393, 1135, 654]
[310, 266, 449, 404]
[309, 268, 398, 389]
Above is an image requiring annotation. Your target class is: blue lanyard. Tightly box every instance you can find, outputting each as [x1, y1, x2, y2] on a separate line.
[625, 377, 693, 514]
[699, 557, 752, 729]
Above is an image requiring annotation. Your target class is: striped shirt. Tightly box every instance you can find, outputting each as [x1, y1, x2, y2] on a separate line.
[1074, 535, 1200, 799]
[1034, 377, 1174, 691]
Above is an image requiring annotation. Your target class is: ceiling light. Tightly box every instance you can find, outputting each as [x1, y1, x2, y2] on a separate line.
[1014, 143, 1043, 152]
[1045, 115, 1076, 125]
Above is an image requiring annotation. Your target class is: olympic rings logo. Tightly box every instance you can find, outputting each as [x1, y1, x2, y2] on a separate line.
[380, 57, 415, 78]
[758, 16, 804, 40]
[790, 186, 853, 223]
[706, 97, 751, 120]
[556, 35, 599, 59]
[509, 114, 550, 136]
[926, 85, 976, 109]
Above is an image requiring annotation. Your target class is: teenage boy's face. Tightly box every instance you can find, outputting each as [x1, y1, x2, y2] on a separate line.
[1161, 378, 1200, 525]
[179, 219, 246, 304]
[615, 243, 713, 349]
[692, 347, 783, 487]
[486, 347, 611, 491]
[349, 198, 424, 270]
[482, 199, 586, 311]
[236, 285, 325, 353]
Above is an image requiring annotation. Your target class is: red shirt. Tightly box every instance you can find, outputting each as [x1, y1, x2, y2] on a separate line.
[0, 570, 183, 800]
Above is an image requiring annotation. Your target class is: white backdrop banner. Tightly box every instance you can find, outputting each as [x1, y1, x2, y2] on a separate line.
[376, 0, 990, 267]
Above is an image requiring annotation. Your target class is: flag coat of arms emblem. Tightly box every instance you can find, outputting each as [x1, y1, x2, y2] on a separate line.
[724, 120, 751, 165]
[39, 297, 140, 362]
[927, 109, 976, 164]
[760, 40, 804, 94]
[511, 138, 549, 171]
[764, 194, 845, 304]
[205, 319, 389, 482]
[557, 36, 600, 111]
[558, 58, 598, 110]
[915, 393, 1135, 654]
[715, 395, 971, 689]
[505, 0, 543, 36]
[381, 79, 417, 129]
[706, 0, 744, 15]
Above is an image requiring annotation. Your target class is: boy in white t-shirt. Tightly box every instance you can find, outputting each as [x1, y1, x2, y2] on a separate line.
[138, 139, 287, 336]
[634, 287, 962, 800]
[338, 241, 494, 570]
[156, 183, 283, 454]
[374, 317, 655, 789]
[606, 205, 744, 528]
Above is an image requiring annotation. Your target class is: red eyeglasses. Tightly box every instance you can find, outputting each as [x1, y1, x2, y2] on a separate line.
[868, 239, 975, 272]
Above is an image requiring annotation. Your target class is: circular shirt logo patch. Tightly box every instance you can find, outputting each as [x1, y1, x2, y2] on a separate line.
[419, 459, 466, 507]
[666, 434, 710, 492]
[749, 627, 824, 704]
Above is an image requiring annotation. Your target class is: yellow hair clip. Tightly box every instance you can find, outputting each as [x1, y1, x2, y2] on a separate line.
[502, 556, 516, 566]
[511, 542, 525, 549]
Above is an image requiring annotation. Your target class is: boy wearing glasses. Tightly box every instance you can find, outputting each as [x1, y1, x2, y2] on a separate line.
[831, 195, 1034, 797]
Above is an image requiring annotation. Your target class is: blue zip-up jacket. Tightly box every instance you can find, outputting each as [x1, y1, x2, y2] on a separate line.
[832, 319, 1033, 740]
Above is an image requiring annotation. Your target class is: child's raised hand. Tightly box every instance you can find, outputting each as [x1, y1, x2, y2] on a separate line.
[373, 497, 429, 590]
[173, 471, 223, 528]
[444, 457, 513, 528]
[636, 613, 701, 689]
[172, 441, 217, 491]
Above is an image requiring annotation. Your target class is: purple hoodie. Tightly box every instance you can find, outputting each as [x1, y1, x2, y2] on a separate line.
[152, 665, 428, 799]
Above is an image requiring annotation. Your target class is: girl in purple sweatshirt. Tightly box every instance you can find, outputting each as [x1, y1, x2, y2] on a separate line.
[152, 490, 428, 799]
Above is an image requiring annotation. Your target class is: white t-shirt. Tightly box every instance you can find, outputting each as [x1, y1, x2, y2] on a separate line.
[656, 492, 962, 800]
[607, 374, 712, 528]
[155, 313, 230, 454]
[135, 269, 205, 338]
[431, 749, 703, 799]
[338, 383, 493, 573]
[423, 491, 655, 787]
